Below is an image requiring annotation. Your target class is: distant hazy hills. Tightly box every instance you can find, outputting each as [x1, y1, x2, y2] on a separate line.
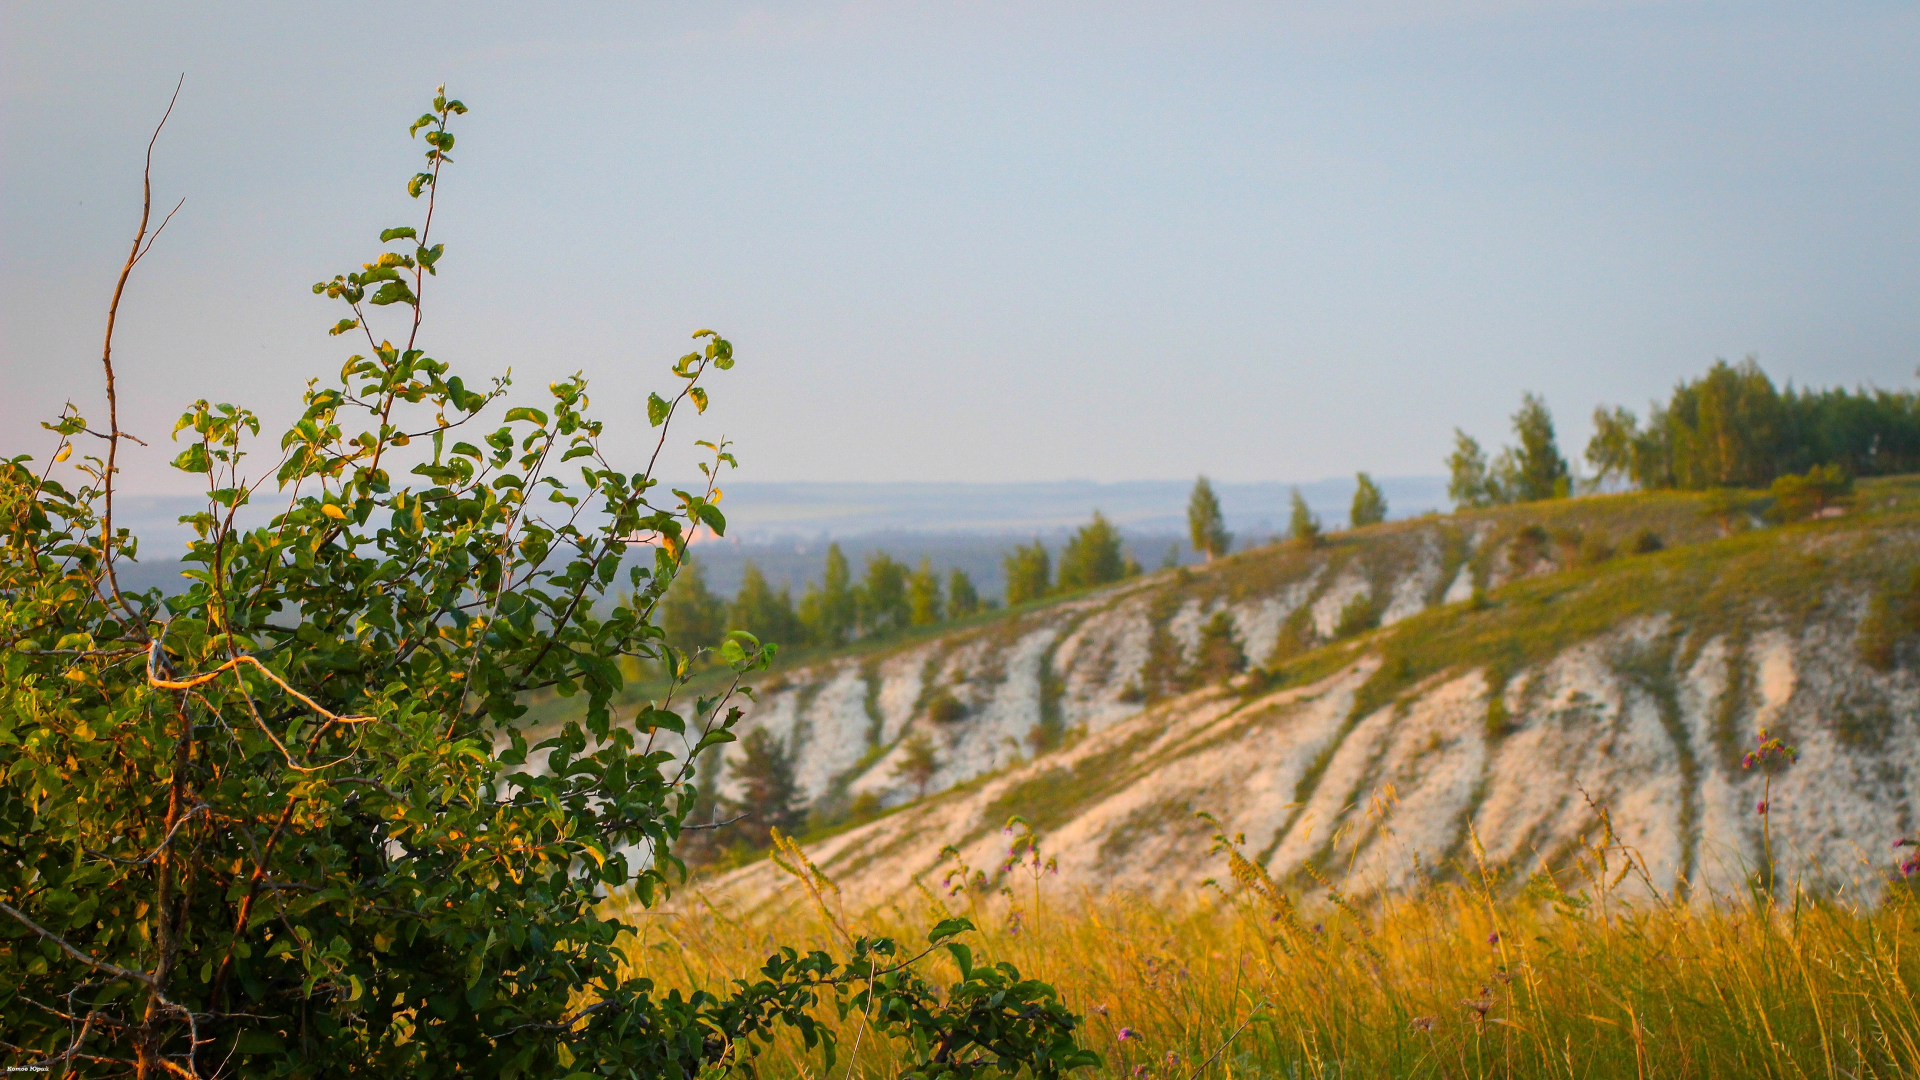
[106, 477, 1449, 600]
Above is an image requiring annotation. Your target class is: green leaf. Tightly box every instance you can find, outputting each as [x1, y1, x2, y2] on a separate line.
[945, 941, 974, 979]
[927, 917, 974, 943]
[380, 226, 418, 242]
[503, 406, 549, 427]
[647, 393, 670, 427]
[689, 387, 708, 414]
[693, 500, 726, 536]
[172, 444, 210, 474]
[369, 280, 417, 307]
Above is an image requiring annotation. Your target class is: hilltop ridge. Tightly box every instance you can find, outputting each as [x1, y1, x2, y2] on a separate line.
[614, 478, 1920, 907]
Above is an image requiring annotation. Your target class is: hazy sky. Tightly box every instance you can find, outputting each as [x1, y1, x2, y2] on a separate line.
[4, 1, 1916, 495]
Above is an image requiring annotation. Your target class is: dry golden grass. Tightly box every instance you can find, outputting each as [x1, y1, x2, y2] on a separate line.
[619, 820, 1920, 1079]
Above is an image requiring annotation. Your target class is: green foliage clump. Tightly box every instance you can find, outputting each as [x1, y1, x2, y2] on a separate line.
[1057, 510, 1127, 592]
[1004, 541, 1052, 606]
[1449, 393, 1569, 508]
[798, 542, 857, 646]
[730, 560, 805, 647]
[895, 731, 941, 797]
[1287, 487, 1322, 547]
[1188, 610, 1248, 686]
[0, 91, 1092, 1080]
[924, 685, 968, 724]
[856, 551, 911, 638]
[661, 554, 727, 651]
[1187, 476, 1232, 560]
[717, 725, 807, 856]
[1858, 567, 1920, 671]
[1587, 357, 1920, 491]
[947, 567, 982, 618]
[1333, 592, 1382, 639]
[1135, 598, 1188, 703]
[908, 557, 944, 626]
[1349, 472, 1388, 528]
[1767, 463, 1852, 522]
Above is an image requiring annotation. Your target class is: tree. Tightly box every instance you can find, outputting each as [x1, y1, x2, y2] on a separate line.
[1349, 472, 1387, 528]
[1004, 540, 1051, 606]
[947, 567, 981, 618]
[856, 551, 911, 637]
[1585, 405, 1639, 489]
[1187, 476, 1232, 560]
[1447, 429, 1495, 509]
[660, 555, 727, 654]
[1287, 487, 1322, 547]
[1188, 610, 1248, 686]
[729, 561, 804, 647]
[797, 542, 857, 645]
[1056, 510, 1126, 592]
[729, 726, 805, 848]
[894, 731, 941, 798]
[1509, 392, 1569, 502]
[1582, 358, 1920, 492]
[0, 90, 1093, 1080]
[909, 557, 943, 626]
[1767, 463, 1852, 522]
[1135, 612, 1186, 703]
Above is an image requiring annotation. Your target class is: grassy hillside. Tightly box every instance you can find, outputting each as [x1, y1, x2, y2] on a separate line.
[610, 481, 1920, 1078]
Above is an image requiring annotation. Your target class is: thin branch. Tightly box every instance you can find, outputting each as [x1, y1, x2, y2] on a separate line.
[148, 641, 374, 727]
[84, 804, 207, 867]
[97, 74, 185, 636]
[0, 900, 156, 988]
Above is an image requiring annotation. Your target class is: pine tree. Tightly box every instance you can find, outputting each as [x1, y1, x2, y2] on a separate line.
[1188, 610, 1248, 686]
[660, 555, 726, 654]
[729, 727, 804, 849]
[729, 561, 804, 646]
[1057, 510, 1126, 591]
[1349, 472, 1387, 528]
[894, 731, 941, 799]
[947, 568, 981, 618]
[909, 557, 944, 626]
[856, 551, 912, 638]
[1003, 541, 1051, 606]
[797, 542, 857, 646]
[1510, 392, 1569, 502]
[1287, 487, 1322, 547]
[1136, 618, 1186, 702]
[1187, 476, 1232, 560]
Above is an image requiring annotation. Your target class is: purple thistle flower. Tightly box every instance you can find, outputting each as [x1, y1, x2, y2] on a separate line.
[1117, 1027, 1139, 1042]
[1487, 931, 1501, 945]
[1756, 801, 1768, 815]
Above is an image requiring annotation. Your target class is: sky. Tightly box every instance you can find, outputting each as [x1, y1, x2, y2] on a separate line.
[3, 1, 1917, 496]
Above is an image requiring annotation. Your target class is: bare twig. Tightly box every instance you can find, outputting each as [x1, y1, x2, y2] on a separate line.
[97, 74, 185, 635]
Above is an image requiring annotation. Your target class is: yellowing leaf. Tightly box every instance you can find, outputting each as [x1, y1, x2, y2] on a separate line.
[53, 444, 71, 463]
[321, 504, 347, 520]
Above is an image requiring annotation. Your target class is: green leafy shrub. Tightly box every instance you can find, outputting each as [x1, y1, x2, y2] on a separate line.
[0, 90, 1091, 1080]
[1768, 463, 1853, 523]
[1333, 592, 1382, 639]
[925, 685, 968, 723]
